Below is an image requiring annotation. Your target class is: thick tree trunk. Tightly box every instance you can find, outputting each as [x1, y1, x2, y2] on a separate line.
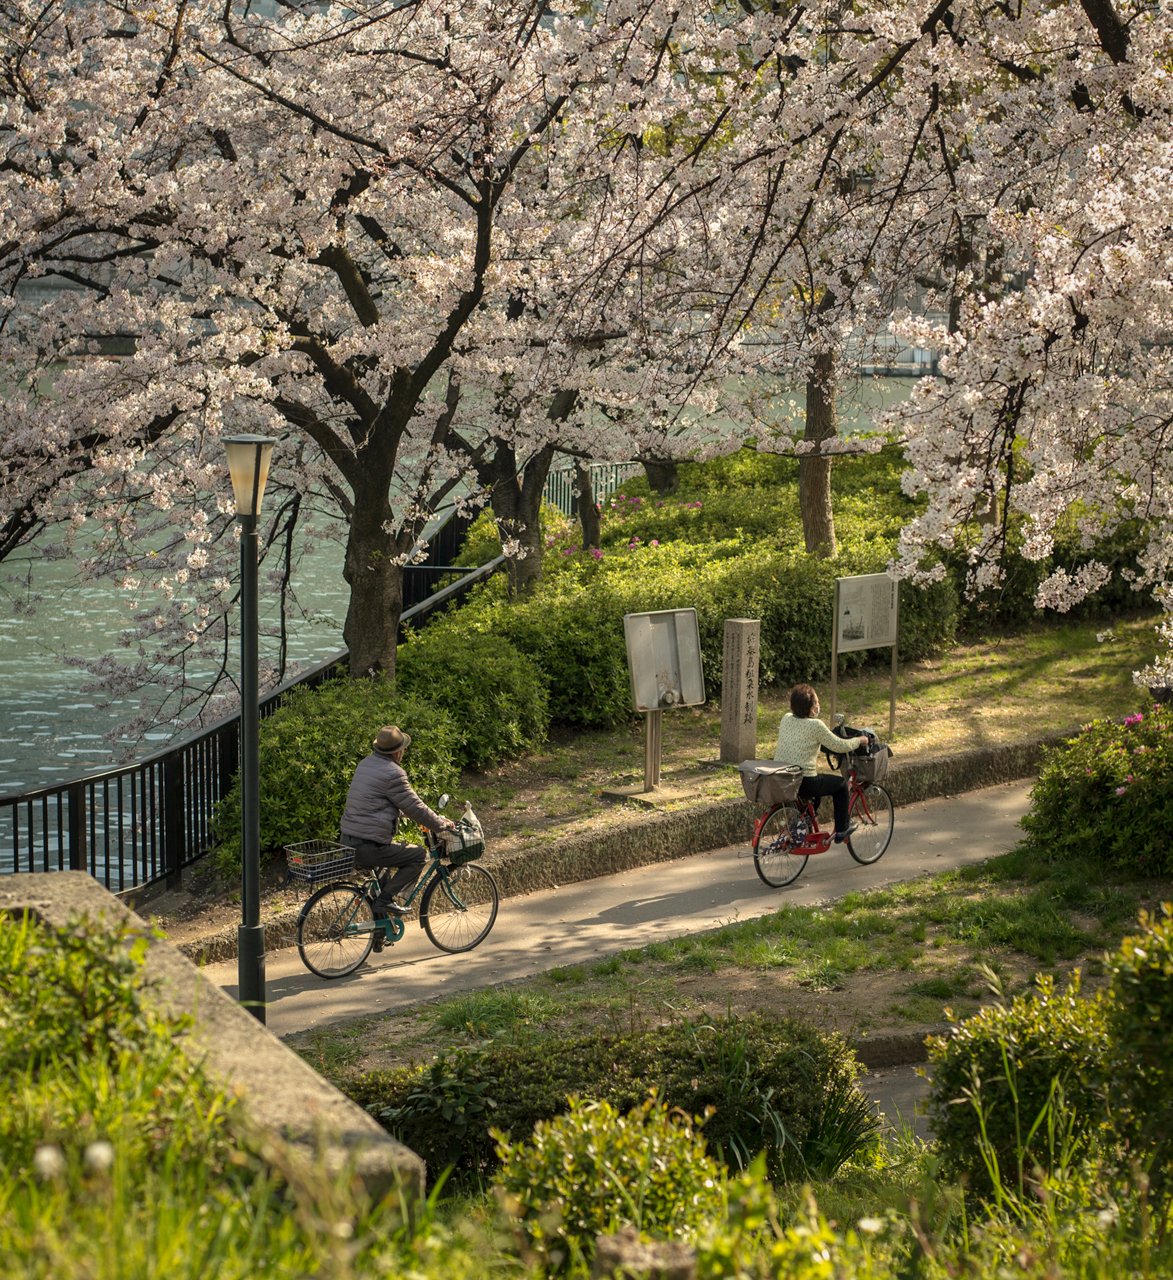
[575, 461, 601, 549]
[800, 350, 838, 559]
[492, 442, 557, 596]
[642, 457, 680, 495]
[342, 478, 403, 679]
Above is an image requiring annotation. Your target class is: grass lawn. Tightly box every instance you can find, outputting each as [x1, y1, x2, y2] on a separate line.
[285, 843, 1171, 1088]
[452, 611, 1162, 860]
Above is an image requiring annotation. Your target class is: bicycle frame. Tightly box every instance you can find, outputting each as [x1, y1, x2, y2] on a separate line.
[336, 847, 475, 943]
[753, 768, 872, 855]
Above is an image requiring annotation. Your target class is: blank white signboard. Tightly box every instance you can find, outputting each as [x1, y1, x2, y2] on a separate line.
[623, 609, 706, 712]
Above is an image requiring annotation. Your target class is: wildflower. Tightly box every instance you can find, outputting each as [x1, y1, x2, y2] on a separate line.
[34, 1145, 65, 1179]
[1125, 713, 1144, 727]
[650, 539, 659, 547]
[1116, 786, 1128, 796]
[656, 501, 664, 507]
[590, 548, 603, 560]
[84, 1141, 115, 1172]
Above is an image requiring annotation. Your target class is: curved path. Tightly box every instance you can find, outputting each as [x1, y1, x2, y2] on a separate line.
[203, 779, 1033, 1040]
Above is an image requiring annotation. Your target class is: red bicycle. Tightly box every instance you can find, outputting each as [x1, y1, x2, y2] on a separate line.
[750, 739, 894, 889]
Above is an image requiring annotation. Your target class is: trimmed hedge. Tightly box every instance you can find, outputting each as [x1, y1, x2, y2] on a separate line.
[346, 1012, 875, 1187]
[1018, 702, 1173, 875]
[425, 536, 956, 728]
[396, 629, 550, 771]
[213, 678, 460, 873]
[925, 975, 1111, 1196]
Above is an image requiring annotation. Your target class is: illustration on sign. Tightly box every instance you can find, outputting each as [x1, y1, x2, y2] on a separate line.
[836, 573, 898, 653]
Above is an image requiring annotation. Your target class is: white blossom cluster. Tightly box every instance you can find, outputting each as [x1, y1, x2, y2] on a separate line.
[1, 0, 1171, 731]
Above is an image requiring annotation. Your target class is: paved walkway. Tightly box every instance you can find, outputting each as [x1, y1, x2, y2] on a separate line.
[203, 779, 1032, 1135]
[205, 780, 1032, 1036]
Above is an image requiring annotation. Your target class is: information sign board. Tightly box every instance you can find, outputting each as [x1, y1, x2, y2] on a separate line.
[835, 573, 898, 653]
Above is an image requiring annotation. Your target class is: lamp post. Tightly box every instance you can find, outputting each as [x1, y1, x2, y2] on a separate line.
[222, 434, 275, 1024]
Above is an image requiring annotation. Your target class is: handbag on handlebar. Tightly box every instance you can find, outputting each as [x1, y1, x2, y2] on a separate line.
[832, 724, 891, 783]
[441, 820, 486, 866]
[737, 760, 805, 807]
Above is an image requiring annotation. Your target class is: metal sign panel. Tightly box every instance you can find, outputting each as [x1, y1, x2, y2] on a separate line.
[835, 573, 898, 653]
[623, 609, 706, 712]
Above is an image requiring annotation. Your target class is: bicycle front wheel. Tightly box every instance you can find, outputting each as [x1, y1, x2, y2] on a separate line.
[753, 804, 809, 888]
[297, 882, 375, 979]
[848, 784, 894, 865]
[421, 864, 499, 953]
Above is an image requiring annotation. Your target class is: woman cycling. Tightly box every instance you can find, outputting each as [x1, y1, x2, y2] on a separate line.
[773, 683, 867, 843]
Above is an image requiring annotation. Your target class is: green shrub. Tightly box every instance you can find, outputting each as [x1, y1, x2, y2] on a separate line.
[453, 501, 574, 567]
[1107, 903, 1173, 1186]
[348, 1012, 871, 1187]
[431, 537, 955, 728]
[925, 975, 1111, 1196]
[1018, 703, 1173, 875]
[494, 1096, 724, 1266]
[396, 629, 550, 770]
[213, 678, 460, 873]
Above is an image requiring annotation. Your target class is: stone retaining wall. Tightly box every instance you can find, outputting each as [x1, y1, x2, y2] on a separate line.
[0, 872, 424, 1199]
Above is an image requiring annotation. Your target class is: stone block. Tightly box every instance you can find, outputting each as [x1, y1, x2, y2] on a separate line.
[720, 618, 760, 763]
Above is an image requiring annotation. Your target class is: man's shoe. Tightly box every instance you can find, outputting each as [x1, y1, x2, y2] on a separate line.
[833, 821, 859, 844]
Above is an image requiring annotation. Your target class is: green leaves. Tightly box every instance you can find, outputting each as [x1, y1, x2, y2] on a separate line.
[212, 679, 461, 873]
[493, 1096, 724, 1267]
[1020, 704, 1173, 874]
[397, 630, 550, 770]
[349, 1012, 867, 1192]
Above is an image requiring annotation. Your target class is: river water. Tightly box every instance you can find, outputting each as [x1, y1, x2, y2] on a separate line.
[0, 377, 915, 797]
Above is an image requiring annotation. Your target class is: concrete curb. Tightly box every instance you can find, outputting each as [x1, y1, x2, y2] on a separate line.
[852, 1027, 945, 1069]
[175, 731, 1066, 966]
[1, 873, 424, 1199]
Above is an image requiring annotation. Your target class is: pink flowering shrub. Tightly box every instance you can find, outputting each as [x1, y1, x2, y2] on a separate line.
[1020, 703, 1173, 873]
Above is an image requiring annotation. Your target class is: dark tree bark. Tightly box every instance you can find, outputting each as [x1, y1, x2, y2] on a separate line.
[485, 442, 558, 597]
[575, 461, 602, 548]
[800, 349, 838, 559]
[642, 457, 680, 495]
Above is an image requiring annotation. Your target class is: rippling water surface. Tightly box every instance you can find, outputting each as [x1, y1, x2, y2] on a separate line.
[0, 541, 348, 797]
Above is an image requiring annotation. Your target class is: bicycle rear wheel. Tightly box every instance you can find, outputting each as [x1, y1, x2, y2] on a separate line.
[421, 864, 499, 953]
[847, 784, 894, 865]
[297, 881, 375, 979]
[753, 804, 809, 888]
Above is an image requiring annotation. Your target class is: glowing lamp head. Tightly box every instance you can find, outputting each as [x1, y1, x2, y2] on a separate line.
[222, 435, 276, 517]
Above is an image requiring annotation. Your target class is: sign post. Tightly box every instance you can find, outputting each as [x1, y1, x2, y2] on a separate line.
[606, 608, 707, 798]
[830, 574, 900, 739]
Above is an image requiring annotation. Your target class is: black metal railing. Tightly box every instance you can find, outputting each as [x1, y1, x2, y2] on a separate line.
[0, 553, 506, 891]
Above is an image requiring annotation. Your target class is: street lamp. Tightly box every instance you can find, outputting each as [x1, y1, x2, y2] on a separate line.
[223, 434, 275, 1024]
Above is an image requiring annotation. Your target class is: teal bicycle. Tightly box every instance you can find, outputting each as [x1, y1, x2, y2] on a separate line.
[290, 795, 498, 979]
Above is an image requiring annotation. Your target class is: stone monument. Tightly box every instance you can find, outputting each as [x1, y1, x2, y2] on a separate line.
[720, 618, 760, 762]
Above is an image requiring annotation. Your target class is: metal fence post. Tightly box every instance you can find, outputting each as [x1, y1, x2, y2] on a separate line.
[67, 782, 86, 872]
[163, 756, 184, 889]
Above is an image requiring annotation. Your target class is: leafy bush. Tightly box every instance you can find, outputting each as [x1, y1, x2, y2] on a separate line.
[213, 678, 460, 873]
[1018, 703, 1173, 875]
[453, 501, 575, 568]
[348, 1012, 872, 1186]
[494, 1096, 724, 1266]
[1107, 903, 1173, 1186]
[430, 536, 956, 728]
[925, 975, 1111, 1195]
[396, 629, 550, 770]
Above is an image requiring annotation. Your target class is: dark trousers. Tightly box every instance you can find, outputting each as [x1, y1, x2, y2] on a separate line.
[798, 773, 851, 834]
[345, 838, 427, 907]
